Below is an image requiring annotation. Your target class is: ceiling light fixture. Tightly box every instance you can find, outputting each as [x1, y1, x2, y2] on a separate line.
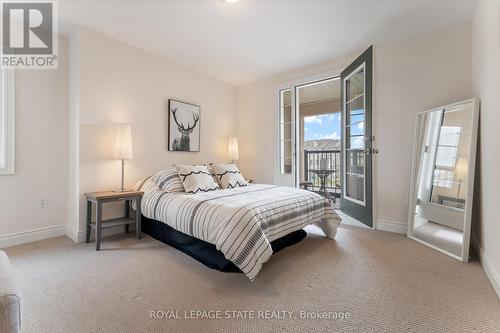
[225, 0, 240, 3]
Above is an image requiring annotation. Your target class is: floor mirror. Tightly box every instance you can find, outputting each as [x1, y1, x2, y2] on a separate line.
[407, 99, 479, 262]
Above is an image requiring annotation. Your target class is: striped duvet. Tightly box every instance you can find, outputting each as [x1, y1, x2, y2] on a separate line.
[141, 184, 341, 280]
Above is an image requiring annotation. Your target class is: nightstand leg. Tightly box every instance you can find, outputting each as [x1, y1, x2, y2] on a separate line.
[86, 200, 92, 243]
[136, 198, 142, 239]
[125, 200, 130, 234]
[96, 201, 103, 251]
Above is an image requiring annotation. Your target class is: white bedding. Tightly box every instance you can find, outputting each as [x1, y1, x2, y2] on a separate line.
[141, 184, 341, 280]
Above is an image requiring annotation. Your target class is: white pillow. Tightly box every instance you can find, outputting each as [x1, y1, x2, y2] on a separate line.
[176, 165, 220, 194]
[152, 169, 185, 192]
[206, 163, 221, 186]
[211, 163, 248, 189]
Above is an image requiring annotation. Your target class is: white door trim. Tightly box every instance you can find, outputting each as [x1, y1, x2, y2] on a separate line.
[273, 69, 343, 187]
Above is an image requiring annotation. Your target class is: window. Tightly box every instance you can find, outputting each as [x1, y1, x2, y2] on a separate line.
[279, 89, 292, 174]
[431, 125, 461, 188]
[431, 125, 460, 189]
[0, 70, 15, 175]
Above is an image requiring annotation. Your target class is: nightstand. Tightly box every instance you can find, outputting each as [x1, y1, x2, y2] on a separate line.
[85, 190, 143, 251]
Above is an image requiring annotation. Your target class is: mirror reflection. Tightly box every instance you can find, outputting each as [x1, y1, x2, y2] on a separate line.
[409, 99, 478, 261]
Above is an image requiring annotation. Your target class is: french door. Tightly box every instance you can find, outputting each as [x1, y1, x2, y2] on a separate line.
[340, 46, 374, 227]
[274, 46, 375, 228]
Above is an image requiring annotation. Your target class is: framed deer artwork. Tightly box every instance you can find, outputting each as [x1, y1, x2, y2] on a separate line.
[168, 99, 201, 152]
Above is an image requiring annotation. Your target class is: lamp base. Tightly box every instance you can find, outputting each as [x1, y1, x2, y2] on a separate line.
[112, 159, 128, 193]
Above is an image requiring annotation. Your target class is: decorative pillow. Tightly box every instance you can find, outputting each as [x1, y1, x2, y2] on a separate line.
[176, 165, 220, 194]
[151, 169, 185, 192]
[211, 163, 248, 189]
[207, 163, 224, 186]
[133, 176, 156, 192]
[131, 176, 158, 210]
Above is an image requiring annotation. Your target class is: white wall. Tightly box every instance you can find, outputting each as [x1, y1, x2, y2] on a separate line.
[67, 27, 237, 240]
[236, 23, 472, 233]
[374, 23, 471, 231]
[471, 0, 500, 298]
[0, 37, 69, 247]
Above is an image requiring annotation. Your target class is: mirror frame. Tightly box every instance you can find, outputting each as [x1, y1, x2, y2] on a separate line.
[0, 70, 15, 175]
[407, 98, 479, 262]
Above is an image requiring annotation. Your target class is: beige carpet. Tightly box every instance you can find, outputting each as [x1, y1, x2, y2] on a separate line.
[4, 225, 500, 333]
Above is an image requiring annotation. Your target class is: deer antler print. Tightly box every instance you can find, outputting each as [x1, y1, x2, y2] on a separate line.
[185, 113, 199, 132]
[171, 108, 199, 133]
[171, 107, 186, 131]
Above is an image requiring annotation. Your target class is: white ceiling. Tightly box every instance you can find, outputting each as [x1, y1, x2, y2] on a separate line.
[298, 78, 340, 105]
[59, 0, 477, 86]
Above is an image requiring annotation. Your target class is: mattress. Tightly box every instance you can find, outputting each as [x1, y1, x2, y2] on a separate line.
[141, 184, 340, 280]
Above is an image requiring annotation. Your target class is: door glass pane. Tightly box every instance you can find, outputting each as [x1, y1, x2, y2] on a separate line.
[346, 174, 365, 202]
[349, 136, 364, 150]
[347, 95, 364, 111]
[280, 89, 292, 174]
[345, 150, 365, 174]
[281, 157, 292, 174]
[344, 66, 366, 203]
[349, 113, 364, 137]
[281, 123, 291, 142]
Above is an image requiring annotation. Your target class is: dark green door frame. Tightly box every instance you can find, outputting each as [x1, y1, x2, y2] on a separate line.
[340, 46, 374, 227]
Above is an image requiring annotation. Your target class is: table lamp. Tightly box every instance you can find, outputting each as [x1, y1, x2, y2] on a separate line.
[228, 137, 239, 163]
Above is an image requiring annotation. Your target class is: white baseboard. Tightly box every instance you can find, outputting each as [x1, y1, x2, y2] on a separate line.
[471, 235, 500, 299]
[376, 220, 407, 234]
[65, 224, 84, 243]
[0, 225, 67, 249]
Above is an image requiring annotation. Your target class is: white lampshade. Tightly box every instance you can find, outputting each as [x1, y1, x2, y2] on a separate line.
[228, 136, 239, 161]
[455, 158, 468, 180]
[112, 124, 133, 160]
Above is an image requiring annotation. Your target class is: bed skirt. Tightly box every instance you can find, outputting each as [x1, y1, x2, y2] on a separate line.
[142, 215, 307, 273]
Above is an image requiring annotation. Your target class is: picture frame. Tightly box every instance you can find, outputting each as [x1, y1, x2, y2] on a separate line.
[168, 99, 201, 152]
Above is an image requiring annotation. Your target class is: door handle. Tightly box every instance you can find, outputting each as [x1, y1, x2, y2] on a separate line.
[364, 148, 379, 155]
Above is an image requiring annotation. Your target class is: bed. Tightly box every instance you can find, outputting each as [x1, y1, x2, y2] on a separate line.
[137, 181, 341, 280]
[142, 216, 308, 273]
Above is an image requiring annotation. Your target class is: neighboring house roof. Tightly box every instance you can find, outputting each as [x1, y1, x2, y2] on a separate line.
[304, 139, 340, 150]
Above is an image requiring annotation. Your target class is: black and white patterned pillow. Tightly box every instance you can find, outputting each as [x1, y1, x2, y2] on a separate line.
[133, 175, 156, 192]
[176, 165, 220, 194]
[131, 176, 158, 210]
[211, 163, 248, 189]
[152, 169, 185, 192]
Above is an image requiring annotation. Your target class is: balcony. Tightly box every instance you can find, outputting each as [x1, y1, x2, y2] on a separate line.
[303, 149, 341, 197]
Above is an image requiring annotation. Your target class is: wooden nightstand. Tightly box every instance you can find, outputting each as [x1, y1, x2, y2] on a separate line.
[85, 190, 143, 251]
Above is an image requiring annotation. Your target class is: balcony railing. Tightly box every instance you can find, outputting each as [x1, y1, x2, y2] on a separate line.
[304, 149, 341, 194]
